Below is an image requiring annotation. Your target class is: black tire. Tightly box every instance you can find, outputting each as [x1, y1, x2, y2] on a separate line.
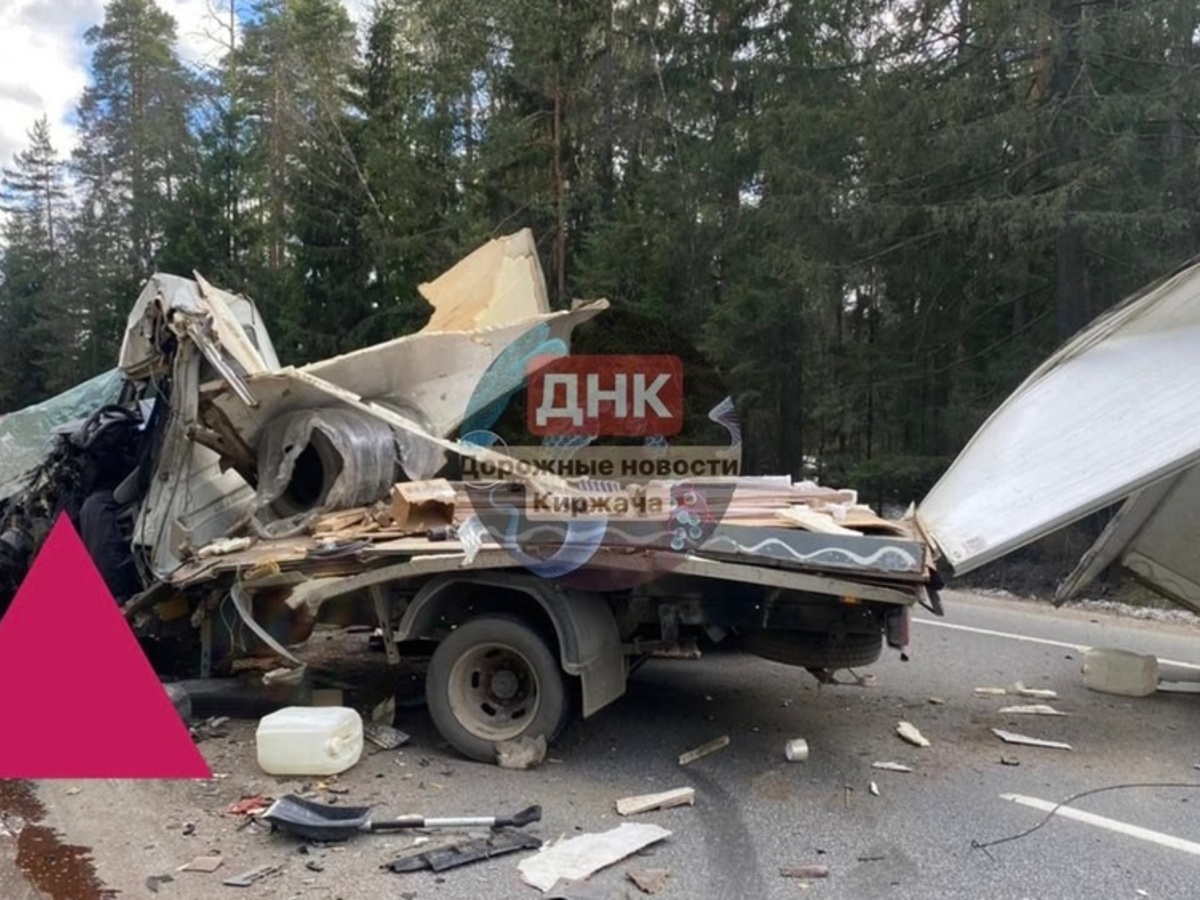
[426, 615, 570, 763]
[739, 628, 882, 669]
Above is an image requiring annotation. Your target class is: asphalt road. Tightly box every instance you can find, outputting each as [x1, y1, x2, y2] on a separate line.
[4, 589, 1200, 900]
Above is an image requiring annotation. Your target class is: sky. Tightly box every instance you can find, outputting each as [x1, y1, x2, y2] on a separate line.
[0, 0, 370, 177]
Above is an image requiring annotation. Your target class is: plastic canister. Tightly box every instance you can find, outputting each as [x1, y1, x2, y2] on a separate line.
[255, 706, 364, 776]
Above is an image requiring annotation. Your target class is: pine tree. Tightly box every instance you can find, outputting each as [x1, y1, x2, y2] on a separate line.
[73, 0, 198, 284]
[66, 0, 199, 374]
[0, 117, 75, 407]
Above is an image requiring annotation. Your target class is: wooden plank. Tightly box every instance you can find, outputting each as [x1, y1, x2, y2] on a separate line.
[776, 506, 859, 535]
[615, 787, 696, 816]
[679, 735, 729, 765]
[991, 728, 1072, 750]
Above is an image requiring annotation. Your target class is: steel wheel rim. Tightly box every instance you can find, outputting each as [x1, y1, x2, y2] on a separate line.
[446, 642, 541, 741]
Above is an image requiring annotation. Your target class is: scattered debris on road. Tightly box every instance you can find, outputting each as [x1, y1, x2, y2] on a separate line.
[872, 761, 913, 773]
[222, 863, 281, 887]
[1012, 682, 1058, 699]
[363, 722, 410, 749]
[974, 687, 1007, 696]
[190, 716, 231, 742]
[615, 787, 695, 816]
[226, 795, 272, 817]
[927, 696, 945, 705]
[869, 781, 880, 797]
[385, 830, 543, 873]
[627, 867, 671, 894]
[544, 878, 617, 900]
[178, 855, 224, 873]
[679, 735, 729, 765]
[1156, 680, 1200, 694]
[517, 823, 672, 892]
[780, 864, 830, 879]
[145, 874, 174, 892]
[991, 729, 1072, 750]
[896, 721, 930, 747]
[996, 704, 1069, 716]
[784, 738, 809, 762]
[497, 734, 548, 770]
[999, 757, 1020, 766]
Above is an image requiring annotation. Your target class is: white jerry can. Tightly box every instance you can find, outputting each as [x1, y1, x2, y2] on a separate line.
[255, 706, 364, 776]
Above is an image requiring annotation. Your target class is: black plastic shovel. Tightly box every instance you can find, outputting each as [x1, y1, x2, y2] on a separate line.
[260, 794, 542, 842]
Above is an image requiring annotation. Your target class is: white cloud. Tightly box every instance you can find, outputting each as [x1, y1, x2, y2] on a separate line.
[0, 0, 101, 173]
[0, 0, 370, 178]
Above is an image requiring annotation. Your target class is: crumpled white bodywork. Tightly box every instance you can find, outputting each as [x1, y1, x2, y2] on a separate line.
[916, 255, 1200, 584]
[131, 230, 606, 580]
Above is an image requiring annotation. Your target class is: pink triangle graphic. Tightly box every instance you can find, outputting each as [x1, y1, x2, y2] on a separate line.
[0, 513, 212, 778]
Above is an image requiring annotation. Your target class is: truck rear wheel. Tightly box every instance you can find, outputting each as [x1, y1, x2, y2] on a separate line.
[426, 615, 570, 763]
[739, 628, 882, 669]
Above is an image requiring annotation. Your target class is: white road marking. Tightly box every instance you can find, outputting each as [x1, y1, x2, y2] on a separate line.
[1001, 793, 1200, 857]
[913, 617, 1200, 672]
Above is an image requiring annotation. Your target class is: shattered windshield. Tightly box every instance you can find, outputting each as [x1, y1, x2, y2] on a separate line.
[0, 368, 126, 502]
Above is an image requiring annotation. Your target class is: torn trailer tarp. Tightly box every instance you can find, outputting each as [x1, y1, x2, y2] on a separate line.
[0, 368, 126, 502]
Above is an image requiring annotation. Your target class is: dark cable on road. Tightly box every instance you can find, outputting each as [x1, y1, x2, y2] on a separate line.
[972, 781, 1200, 855]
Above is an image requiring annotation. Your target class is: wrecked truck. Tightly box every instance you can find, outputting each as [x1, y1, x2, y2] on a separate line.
[0, 230, 940, 763]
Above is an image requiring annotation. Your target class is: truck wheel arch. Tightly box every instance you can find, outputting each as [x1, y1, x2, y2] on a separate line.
[396, 573, 626, 719]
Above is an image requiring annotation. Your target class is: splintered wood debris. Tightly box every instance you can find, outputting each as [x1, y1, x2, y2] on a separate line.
[974, 687, 1008, 696]
[679, 736, 730, 765]
[178, 856, 224, 873]
[780, 865, 830, 879]
[896, 721, 930, 747]
[1012, 682, 1058, 699]
[872, 761, 913, 773]
[615, 787, 695, 816]
[172, 472, 916, 584]
[991, 728, 1072, 750]
[517, 823, 672, 892]
[997, 704, 1069, 716]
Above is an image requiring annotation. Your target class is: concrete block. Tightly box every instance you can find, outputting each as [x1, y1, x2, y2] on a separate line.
[1081, 647, 1158, 697]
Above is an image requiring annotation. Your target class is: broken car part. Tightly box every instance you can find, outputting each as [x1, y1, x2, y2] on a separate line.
[385, 829, 543, 873]
[261, 794, 542, 842]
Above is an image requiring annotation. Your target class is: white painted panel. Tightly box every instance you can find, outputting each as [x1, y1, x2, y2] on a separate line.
[917, 256, 1200, 575]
